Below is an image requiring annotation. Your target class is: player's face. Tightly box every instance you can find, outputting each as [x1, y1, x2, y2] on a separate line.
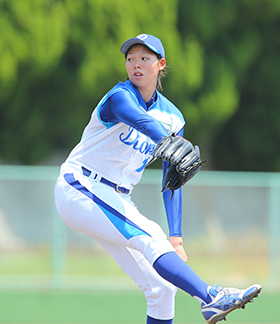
[125, 45, 166, 98]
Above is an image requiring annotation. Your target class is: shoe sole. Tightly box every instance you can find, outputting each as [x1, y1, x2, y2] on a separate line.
[207, 285, 262, 324]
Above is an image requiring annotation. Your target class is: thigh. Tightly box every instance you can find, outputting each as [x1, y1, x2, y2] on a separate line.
[55, 172, 175, 264]
[55, 175, 128, 246]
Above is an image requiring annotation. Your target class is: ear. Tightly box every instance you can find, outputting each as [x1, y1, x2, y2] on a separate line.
[159, 58, 166, 71]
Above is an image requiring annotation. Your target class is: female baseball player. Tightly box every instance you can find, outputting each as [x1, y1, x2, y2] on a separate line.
[54, 34, 261, 324]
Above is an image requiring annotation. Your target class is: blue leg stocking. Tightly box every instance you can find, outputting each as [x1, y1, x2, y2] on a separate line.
[153, 252, 212, 304]
[146, 315, 173, 324]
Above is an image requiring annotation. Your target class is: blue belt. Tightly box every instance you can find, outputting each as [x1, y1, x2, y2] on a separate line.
[82, 167, 130, 194]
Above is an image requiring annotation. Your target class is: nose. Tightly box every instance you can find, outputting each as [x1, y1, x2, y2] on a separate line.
[134, 59, 141, 69]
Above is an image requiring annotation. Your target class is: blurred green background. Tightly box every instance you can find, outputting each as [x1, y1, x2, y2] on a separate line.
[0, 0, 280, 323]
[1, 0, 280, 171]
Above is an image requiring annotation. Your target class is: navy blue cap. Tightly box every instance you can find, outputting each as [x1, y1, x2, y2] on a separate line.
[121, 34, 165, 58]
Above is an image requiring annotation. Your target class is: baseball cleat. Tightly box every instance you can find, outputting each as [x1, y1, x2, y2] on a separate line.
[201, 284, 262, 324]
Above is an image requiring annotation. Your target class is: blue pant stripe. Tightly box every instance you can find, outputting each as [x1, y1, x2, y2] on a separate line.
[64, 173, 151, 239]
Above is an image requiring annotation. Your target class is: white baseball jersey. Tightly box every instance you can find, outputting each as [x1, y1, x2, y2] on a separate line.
[60, 80, 185, 191]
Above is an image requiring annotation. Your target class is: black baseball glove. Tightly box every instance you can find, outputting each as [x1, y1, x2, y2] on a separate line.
[152, 134, 207, 198]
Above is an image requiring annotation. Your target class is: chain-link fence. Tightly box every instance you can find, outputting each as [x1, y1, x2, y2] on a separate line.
[0, 166, 279, 292]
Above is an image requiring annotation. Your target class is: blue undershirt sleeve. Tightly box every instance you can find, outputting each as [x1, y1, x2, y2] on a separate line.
[99, 90, 168, 142]
[163, 127, 184, 237]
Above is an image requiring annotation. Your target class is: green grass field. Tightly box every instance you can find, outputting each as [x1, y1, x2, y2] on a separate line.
[0, 289, 277, 324]
[0, 247, 278, 324]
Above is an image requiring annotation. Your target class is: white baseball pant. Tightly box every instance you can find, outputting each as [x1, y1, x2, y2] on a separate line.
[54, 168, 177, 319]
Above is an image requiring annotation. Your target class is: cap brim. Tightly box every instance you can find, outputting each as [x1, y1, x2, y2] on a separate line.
[121, 38, 161, 56]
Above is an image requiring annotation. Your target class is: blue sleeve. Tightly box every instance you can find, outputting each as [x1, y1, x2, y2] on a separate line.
[163, 127, 184, 237]
[99, 90, 168, 142]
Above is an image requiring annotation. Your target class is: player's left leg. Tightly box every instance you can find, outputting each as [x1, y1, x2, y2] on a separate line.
[153, 252, 262, 323]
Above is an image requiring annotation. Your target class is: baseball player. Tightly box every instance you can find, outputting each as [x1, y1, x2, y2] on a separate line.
[54, 34, 262, 324]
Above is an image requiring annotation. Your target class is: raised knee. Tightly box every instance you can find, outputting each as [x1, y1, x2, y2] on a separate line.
[145, 282, 177, 320]
[146, 281, 176, 303]
[159, 282, 177, 300]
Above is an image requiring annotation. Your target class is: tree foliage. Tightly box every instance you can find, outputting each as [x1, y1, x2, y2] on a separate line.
[212, 0, 280, 171]
[174, 0, 280, 171]
[0, 0, 280, 171]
